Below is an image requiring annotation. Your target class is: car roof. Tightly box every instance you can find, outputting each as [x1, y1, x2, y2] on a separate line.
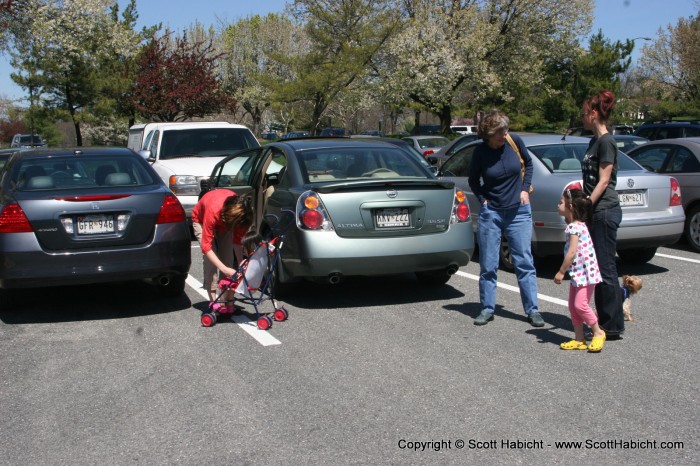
[629, 137, 700, 147]
[9, 147, 136, 160]
[133, 121, 248, 130]
[515, 133, 591, 145]
[272, 138, 414, 151]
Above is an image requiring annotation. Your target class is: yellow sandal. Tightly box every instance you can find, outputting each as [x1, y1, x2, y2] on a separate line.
[588, 332, 606, 353]
[560, 339, 588, 350]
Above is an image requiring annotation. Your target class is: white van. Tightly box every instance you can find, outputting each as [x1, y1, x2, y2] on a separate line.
[450, 125, 477, 135]
[133, 121, 259, 219]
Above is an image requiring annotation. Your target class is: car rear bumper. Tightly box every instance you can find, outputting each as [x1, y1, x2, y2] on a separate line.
[280, 222, 474, 279]
[0, 223, 191, 289]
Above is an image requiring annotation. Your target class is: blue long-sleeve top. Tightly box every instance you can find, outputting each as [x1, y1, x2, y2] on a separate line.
[468, 133, 533, 209]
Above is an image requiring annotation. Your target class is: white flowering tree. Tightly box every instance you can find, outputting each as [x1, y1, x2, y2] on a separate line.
[378, 0, 593, 132]
[6, 0, 142, 145]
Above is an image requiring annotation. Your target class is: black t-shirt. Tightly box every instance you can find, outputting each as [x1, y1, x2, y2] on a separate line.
[582, 133, 619, 211]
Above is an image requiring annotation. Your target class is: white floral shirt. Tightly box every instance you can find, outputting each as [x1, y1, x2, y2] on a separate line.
[564, 221, 602, 287]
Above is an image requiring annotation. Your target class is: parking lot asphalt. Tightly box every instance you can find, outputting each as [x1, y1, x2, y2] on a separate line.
[0, 241, 698, 464]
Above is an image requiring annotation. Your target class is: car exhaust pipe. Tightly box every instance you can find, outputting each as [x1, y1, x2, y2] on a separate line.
[446, 265, 459, 276]
[157, 275, 171, 287]
[328, 273, 343, 285]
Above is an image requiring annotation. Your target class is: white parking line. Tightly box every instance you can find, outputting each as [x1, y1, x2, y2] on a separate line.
[655, 252, 700, 264]
[456, 271, 569, 307]
[186, 275, 282, 347]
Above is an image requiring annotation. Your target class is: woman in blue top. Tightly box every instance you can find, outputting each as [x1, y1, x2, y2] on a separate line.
[468, 110, 543, 327]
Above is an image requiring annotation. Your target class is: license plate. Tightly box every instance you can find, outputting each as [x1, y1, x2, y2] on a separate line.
[618, 190, 644, 207]
[77, 214, 114, 234]
[375, 208, 410, 228]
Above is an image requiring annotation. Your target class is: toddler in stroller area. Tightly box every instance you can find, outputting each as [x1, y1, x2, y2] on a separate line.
[201, 214, 291, 329]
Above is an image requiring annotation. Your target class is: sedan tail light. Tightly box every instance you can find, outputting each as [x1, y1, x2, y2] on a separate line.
[297, 191, 333, 230]
[452, 189, 470, 223]
[670, 177, 682, 207]
[156, 194, 186, 224]
[0, 203, 34, 233]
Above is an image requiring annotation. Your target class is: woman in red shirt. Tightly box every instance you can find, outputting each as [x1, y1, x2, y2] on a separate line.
[192, 189, 254, 307]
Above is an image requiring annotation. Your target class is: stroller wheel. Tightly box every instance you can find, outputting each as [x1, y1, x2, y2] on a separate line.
[201, 312, 217, 327]
[257, 315, 273, 330]
[273, 308, 289, 322]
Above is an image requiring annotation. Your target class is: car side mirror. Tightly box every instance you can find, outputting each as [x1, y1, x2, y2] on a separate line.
[138, 149, 154, 161]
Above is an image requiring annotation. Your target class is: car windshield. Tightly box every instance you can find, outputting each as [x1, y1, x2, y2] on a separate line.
[19, 135, 42, 144]
[297, 146, 431, 182]
[529, 143, 643, 172]
[14, 155, 157, 191]
[159, 128, 259, 159]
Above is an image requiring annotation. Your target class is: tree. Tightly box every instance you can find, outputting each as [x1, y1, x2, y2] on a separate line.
[6, 0, 142, 145]
[131, 32, 228, 122]
[378, 0, 594, 133]
[638, 12, 700, 116]
[276, 0, 400, 135]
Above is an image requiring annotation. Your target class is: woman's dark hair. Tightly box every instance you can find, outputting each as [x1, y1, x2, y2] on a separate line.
[221, 195, 254, 230]
[565, 188, 593, 223]
[584, 89, 616, 122]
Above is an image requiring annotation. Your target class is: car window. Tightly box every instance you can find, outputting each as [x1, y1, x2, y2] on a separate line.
[297, 146, 428, 182]
[417, 137, 449, 149]
[148, 130, 159, 156]
[440, 146, 474, 177]
[14, 155, 157, 191]
[684, 127, 700, 138]
[530, 144, 584, 172]
[159, 128, 259, 160]
[627, 146, 672, 172]
[635, 127, 654, 139]
[667, 147, 700, 173]
[214, 148, 266, 188]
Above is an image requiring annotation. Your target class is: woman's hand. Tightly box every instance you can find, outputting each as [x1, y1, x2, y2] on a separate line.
[520, 190, 530, 205]
[221, 266, 236, 277]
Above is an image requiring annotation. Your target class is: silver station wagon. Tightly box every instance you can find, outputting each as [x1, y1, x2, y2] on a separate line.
[438, 134, 685, 270]
[202, 138, 474, 289]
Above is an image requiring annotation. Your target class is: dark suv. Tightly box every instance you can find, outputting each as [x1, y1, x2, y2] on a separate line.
[634, 120, 700, 140]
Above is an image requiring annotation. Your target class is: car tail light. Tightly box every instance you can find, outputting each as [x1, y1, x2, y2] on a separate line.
[0, 203, 34, 233]
[156, 194, 186, 224]
[670, 177, 682, 206]
[422, 150, 435, 156]
[452, 189, 470, 223]
[297, 191, 333, 230]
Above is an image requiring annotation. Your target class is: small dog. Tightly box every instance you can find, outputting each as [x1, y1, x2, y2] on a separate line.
[621, 275, 643, 321]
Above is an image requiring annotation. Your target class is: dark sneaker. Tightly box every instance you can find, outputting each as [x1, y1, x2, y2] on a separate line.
[474, 311, 494, 326]
[527, 312, 545, 327]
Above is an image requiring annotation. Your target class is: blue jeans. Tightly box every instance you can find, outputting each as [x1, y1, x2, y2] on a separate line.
[477, 203, 539, 315]
[588, 205, 624, 335]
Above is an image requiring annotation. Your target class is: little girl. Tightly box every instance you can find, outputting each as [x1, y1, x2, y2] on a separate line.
[553, 188, 606, 352]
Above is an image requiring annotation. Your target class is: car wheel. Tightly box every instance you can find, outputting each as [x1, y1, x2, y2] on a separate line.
[156, 274, 186, 297]
[499, 234, 515, 272]
[415, 269, 452, 286]
[617, 247, 657, 264]
[684, 205, 700, 252]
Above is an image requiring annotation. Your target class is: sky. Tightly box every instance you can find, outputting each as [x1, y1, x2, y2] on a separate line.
[1, 0, 698, 103]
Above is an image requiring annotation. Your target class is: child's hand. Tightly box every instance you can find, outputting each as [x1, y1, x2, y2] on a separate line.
[553, 271, 564, 284]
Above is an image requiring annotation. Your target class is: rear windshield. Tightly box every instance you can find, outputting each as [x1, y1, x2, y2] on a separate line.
[14, 155, 158, 191]
[19, 135, 43, 144]
[159, 128, 259, 159]
[297, 146, 431, 183]
[529, 143, 643, 173]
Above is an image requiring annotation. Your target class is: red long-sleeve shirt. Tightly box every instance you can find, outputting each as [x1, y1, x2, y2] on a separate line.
[192, 189, 247, 254]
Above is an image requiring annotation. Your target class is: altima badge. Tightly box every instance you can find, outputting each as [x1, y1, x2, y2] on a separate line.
[386, 189, 398, 199]
[627, 178, 634, 188]
[91, 202, 100, 210]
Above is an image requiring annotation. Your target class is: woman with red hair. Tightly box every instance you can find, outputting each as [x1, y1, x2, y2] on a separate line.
[580, 90, 624, 339]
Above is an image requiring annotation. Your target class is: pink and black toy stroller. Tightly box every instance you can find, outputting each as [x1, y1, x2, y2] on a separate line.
[200, 214, 290, 330]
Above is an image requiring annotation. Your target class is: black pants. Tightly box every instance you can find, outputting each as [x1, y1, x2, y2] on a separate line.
[589, 205, 625, 336]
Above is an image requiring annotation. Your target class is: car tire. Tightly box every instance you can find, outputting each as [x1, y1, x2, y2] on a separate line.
[684, 205, 700, 252]
[617, 247, 657, 264]
[156, 274, 187, 297]
[415, 269, 452, 286]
